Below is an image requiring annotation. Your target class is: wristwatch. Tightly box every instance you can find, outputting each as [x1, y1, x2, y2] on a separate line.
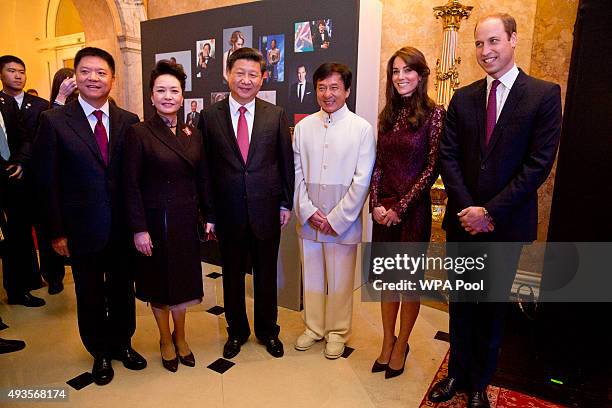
[482, 207, 494, 225]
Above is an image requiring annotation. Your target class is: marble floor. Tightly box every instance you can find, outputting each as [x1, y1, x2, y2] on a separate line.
[0, 262, 450, 408]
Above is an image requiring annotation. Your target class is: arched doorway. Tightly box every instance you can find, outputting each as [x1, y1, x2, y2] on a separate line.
[39, 0, 146, 115]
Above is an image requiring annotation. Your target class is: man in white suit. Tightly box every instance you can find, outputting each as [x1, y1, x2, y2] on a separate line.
[292, 63, 376, 359]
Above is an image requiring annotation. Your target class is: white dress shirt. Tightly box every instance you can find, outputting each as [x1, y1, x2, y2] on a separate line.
[297, 81, 306, 102]
[228, 95, 255, 142]
[78, 95, 110, 140]
[486, 64, 520, 121]
[14, 92, 24, 109]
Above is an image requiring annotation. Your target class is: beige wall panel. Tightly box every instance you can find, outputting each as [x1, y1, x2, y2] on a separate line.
[147, 0, 254, 19]
[531, 0, 579, 240]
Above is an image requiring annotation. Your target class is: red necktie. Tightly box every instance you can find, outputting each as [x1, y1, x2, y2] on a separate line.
[237, 106, 249, 163]
[93, 110, 109, 165]
[485, 79, 500, 146]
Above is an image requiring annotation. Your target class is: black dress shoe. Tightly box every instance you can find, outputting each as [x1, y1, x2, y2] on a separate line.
[113, 346, 147, 370]
[468, 391, 490, 408]
[0, 337, 26, 354]
[223, 337, 245, 359]
[263, 336, 284, 358]
[428, 376, 464, 403]
[48, 282, 64, 295]
[385, 344, 409, 379]
[7, 293, 46, 307]
[92, 357, 114, 385]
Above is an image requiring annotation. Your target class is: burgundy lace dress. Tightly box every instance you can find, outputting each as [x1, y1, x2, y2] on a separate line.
[370, 103, 445, 243]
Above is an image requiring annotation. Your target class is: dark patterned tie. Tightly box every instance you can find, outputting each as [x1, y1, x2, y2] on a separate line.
[93, 110, 109, 165]
[486, 79, 500, 146]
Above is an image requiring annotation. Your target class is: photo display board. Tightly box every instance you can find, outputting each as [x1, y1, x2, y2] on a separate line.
[141, 0, 361, 125]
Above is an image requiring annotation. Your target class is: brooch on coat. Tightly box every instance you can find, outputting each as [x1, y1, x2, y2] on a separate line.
[25, 102, 31, 109]
[0, 97, 4, 105]
[182, 126, 192, 136]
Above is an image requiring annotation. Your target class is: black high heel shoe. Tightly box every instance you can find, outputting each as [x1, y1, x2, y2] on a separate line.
[371, 336, 397, 373]
[385, 343, 409, 379]
[160, 341, 178, 372]
[172, 332, 196, 367]
[176, 347, 196, 367]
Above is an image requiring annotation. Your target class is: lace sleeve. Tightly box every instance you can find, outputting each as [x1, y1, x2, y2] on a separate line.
[368, 134, 384, 211]
[391, 106, 445, 217]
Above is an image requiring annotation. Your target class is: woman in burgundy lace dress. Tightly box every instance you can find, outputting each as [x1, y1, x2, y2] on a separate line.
[369, 46, 445, 379]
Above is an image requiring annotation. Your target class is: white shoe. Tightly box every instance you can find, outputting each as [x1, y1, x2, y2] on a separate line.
[324, 341, 345, 359]
[295, 333, 318, 351]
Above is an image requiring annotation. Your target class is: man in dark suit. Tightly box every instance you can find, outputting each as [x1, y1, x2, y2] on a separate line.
[199, 47, 294, 359]
[0, 77, 44, 307]
[429, 13, 562, 408]
[186, 100, 200, 127]
[312, 20, 332, 50]
[0, 55, 66, 295]
[289, 65, 317, 121]
[35, 47, 146, 385]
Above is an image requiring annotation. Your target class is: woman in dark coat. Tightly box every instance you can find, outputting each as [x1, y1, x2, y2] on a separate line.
[123, 60, 204, 372]
[369, 46, 445, 379]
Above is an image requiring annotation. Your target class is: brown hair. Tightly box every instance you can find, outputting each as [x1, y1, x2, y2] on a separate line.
[475, 13, 517, 39]
[49, 67, 77, 108]
[378, 46, 434, 134]
[230, 30, 245, 48]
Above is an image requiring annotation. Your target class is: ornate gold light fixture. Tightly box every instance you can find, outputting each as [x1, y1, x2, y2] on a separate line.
[431, 0, 472, 226]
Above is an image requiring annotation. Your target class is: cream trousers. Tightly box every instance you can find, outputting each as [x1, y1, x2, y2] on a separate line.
[299, 239, 357, 343]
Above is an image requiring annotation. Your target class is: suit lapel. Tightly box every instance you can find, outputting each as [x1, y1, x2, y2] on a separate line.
[20, 93, 30, 114]
[473, 79, 488, 158]
[65, 101, 105, 167]
[216, 99, 245, 166]
[483, 71, 527, 161]
[108, 103, 125, 165]
[147, 114, 195, 169]
[247, 98, 267, 166]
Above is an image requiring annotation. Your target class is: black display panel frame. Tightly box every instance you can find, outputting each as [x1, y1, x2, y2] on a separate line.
[140, 0, 361, 124]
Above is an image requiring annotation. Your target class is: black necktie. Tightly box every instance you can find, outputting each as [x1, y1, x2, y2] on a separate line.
[298, 84, 303, 102]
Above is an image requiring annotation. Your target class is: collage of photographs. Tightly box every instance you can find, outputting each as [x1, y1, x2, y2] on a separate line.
[153, 19, 334, 126]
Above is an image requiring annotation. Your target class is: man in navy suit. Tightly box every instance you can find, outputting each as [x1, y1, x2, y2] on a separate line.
[199, 48, 294, 360]
[35, 47, 146, 385]
[0, 55, 66, 296]
[289, 65, 317, 122]
[186, 100, 200, 127]
[0, 56, 48, 304]
[429, 13, 562, 408]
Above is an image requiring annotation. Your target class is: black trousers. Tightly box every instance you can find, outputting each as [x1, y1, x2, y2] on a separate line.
[218, 225, 280, 341]
[70, 238, 136, 358]
[445, 239, 523, 391]
[1, 176, 42, 298]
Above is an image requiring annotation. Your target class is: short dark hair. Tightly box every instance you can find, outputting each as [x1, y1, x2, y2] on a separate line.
[475, 13, 517, 39]
[0, 55, 26, 71]
[74, 47, 115, 75]
[313, 62, 352, 90]
[227, 47, 266, 74]
[149, 59, 187, 92]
